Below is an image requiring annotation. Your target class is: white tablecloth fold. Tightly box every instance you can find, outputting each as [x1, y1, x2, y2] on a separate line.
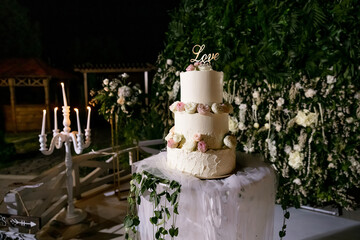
[133, 151, 276, 240]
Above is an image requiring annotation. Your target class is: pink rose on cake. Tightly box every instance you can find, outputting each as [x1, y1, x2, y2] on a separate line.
[176, 102, 185, 112]
[197, 104, 210, 115]
[193, 133, 202, 142]
[186, 64, 195, 71]
[197, 141, 208, 153]
[185, 102, 197, 113]
[167, 139, 178, 148]
[169, 101, 179, 112]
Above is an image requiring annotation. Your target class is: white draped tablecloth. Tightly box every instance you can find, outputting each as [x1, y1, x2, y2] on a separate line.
[132, 151, 276, 240]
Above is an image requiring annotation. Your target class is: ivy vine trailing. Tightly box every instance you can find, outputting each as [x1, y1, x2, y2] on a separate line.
[125, 171, 181, 240]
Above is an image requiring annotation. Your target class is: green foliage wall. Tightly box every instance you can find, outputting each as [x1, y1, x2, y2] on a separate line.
[151, 0, 360, 209]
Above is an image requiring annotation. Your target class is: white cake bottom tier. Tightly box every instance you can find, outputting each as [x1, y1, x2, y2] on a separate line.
[175, 112, 229, 149]
[167, 147, 236, 179]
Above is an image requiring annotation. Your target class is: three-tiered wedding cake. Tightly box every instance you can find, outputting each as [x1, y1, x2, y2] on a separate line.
[165, 64, 236, 179]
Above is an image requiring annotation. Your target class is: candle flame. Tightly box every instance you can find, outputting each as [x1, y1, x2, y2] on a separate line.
[61, 82, 64, 87]
[54, 107, 58, 111]
[43, 109, 46, 114]
[87, 106, 91, 110]
[74, 108, 78, 112]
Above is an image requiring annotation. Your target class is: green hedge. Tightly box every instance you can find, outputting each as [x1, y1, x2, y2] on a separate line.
[151, 0, 360, 209]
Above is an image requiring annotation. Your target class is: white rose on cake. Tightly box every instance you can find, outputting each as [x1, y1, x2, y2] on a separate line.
[172, 133, 183, 144]
[182, 140, 197, 152]
[223, 135, 237, 149]
[211, 103, 223, 114]
[169, 101, 179, 112]
[185, 102, 197, 113]
[198, 64, 212, 71]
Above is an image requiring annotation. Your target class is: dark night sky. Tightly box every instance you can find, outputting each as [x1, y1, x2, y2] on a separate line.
[17, 0, 180, 69]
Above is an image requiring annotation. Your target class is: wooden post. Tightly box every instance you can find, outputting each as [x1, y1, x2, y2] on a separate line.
[44, 78, 51, 132]
[83, 72, 88, 106]
[9, 78, 17, 133]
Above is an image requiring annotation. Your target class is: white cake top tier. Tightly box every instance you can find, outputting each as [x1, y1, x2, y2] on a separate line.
[180, 70, 223, 105]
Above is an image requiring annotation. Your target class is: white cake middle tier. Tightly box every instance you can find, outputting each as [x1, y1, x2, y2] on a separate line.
[175, 112, 229, 149]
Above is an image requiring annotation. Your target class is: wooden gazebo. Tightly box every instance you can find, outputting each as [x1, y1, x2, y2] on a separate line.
[0, 58, 77, 132]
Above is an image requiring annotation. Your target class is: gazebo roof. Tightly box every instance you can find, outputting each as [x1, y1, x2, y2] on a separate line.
[0, 58, 76, 79]
[73, 62, 155, 73]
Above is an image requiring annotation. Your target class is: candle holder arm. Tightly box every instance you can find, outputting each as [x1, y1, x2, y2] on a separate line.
[40, 134, 64, 155]
[70, 132, 84, 155]
[84, 129, 91, 149]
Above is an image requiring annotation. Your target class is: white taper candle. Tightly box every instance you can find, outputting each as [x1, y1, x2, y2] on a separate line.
[86, 106, 91, 130]
[74, 108, 81, 134]
[54, 107, 58, 130]
[61, 82, 68, 107]
[41, 109, 46, 135]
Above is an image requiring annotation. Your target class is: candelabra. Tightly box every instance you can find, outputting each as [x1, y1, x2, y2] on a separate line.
[39, 83, 91, 225]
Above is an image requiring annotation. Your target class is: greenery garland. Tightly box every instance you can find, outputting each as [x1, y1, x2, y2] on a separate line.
[125, 171, 181, 240]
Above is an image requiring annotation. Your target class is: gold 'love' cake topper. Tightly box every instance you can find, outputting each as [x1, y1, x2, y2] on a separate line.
[190, 44, 219, 64]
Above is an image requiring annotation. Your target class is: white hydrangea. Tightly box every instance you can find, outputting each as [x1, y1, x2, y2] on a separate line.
[266, 138, 277, 162]
[275, 122, 282, 132]
[305, 89, 317, 98]
[252, 91, 260, 99]
[295, 110, 318, 127]
[238, 122, 246, 131]
[229, 116, 239, 134]
[166, 59, 173, 66]
[293, 178, 301, 185]
[326, 75, 336, 84]
[276, 97, 285, 108]
[288, 151, 304, 170]
[239, 104, 247, 110]
[284, 145, 292, 154]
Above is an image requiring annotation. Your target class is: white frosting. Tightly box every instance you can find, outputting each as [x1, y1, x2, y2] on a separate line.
[175, 112, 228, 149]
[180, 71, 223, 105]
[167, 147, 236, 178]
